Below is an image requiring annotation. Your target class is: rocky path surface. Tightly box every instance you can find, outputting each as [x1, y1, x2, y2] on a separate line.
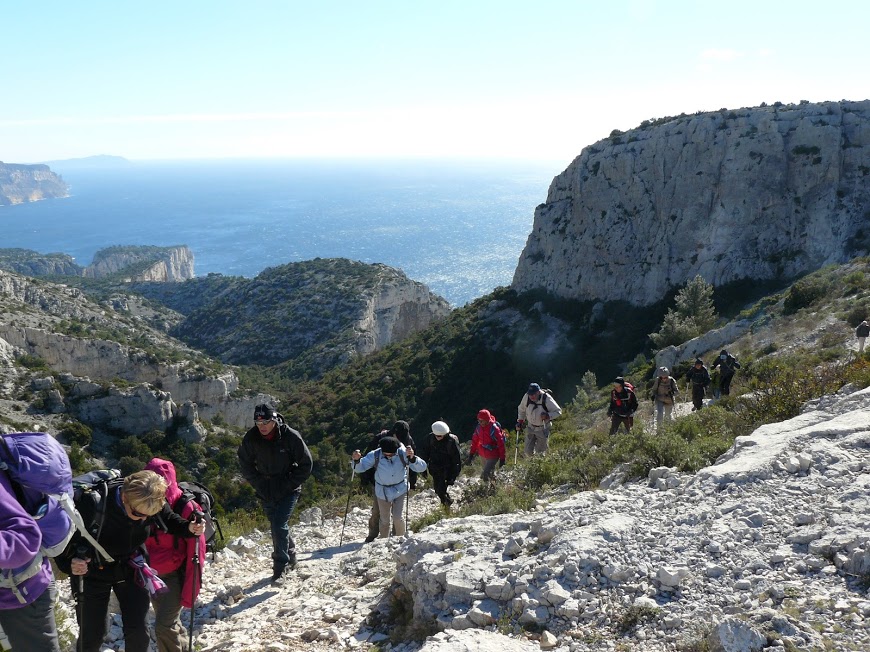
[45, 385, 870, 652]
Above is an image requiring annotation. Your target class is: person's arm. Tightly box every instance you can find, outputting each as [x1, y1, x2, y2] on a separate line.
[544, 394, 562, 419]
[0, 482, 42, 570]
[159, 502, 200, 538]
[517, 395, 528, 422]
[238, 437, 269, 498]
[286, 430, 314, 490]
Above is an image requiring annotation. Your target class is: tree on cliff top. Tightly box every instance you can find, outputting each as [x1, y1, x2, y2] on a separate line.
[650, 275, 718, 348]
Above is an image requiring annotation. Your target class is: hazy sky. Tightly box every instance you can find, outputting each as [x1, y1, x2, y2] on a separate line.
[3, 1, 868, 165]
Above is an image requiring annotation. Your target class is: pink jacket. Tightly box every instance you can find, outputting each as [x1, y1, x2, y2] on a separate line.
[144, 458, 206, 608]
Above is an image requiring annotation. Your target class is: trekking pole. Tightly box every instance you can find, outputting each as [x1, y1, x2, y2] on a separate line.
[75, 545, 89, 652]
[339, 459, 357, 547]
[514, 425, 523, 465]
[188, 512, 202, 652]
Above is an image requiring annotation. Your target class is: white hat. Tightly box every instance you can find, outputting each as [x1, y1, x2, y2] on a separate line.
[431, 421, 450, 436]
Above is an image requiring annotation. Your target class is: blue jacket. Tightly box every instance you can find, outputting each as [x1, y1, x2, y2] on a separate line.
[353, 446, 427, 503]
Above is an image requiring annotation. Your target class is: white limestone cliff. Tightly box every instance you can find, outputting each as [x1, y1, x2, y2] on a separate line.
[513, 100, 870, 305]
[83, 245, 195, 282]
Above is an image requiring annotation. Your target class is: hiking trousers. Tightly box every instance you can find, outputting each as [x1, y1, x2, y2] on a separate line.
[150, 568, 189, 652]
[691, 385, 706, 410]
[480, 457, 499, 482]
[71, 564, 151, 652]
[609, 415, 633, 435]
[376, 496, 406, 538]
[719, 373, 735, 396]
[431, 471, 453, 505]
[0, 580, 60, 652]
[523, 422, 550, 456]
[655, 401, 674, 429]
[263, 490, 300, 574]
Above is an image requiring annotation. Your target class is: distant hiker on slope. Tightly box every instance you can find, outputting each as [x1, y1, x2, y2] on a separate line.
[685, 358, 711, 411]
[650, 367, 679, 430]
[857, 319, 869, 355]
[710, 349, 741, 396]
[144, 458, 207, 652]
[238, 404, 313, 587]
[607, 377, 638, 435]
[517, 382, 562, 457]
[467, 409, 506, 482]
[351, 437, 427, 538]
[420, 421, 462, 507]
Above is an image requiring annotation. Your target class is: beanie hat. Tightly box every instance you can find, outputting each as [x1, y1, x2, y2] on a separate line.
[431, 421, 450, 436]
[477, 409, 494, 422]
[614, 376, 625, 386]
[379, 437, 401, 454]
[695, 358, 704, 365]
[254, 404, 277, 421]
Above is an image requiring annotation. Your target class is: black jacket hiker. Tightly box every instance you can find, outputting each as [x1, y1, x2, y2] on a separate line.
[421, 429, 462, 506]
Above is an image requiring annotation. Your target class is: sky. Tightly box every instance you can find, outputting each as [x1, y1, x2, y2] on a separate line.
[2, 0, 869, 166]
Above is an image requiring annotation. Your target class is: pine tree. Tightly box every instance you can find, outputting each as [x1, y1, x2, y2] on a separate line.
[650, 276, 717, 348]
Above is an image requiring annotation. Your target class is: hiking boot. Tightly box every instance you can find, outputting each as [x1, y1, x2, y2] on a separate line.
[288, 552, 297, 570]
[363, 534, 377, 544]
[271, 567, 286, 587]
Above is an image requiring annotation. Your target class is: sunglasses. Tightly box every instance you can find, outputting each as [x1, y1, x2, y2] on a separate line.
[255, 418, 274, 426]
[125, 500, 151, 519]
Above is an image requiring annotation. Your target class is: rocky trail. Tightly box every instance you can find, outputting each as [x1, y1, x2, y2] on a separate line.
[32, 385, 870, 652]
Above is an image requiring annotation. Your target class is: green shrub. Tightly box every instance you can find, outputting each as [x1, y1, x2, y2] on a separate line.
[783, 278, 829, 314]
[59, 421, 92, 447]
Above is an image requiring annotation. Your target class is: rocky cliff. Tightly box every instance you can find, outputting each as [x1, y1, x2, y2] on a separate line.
[83, 245, 195, 282]
[0, 248, 82, 276]
[0, 162, 69, 206]
[513, 100, 870, 305]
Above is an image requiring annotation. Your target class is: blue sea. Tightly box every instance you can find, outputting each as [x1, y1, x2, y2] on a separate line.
[0, 159, 560, 306]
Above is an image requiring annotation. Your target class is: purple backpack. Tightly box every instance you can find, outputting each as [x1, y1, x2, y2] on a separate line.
[0, 432, 75, 557]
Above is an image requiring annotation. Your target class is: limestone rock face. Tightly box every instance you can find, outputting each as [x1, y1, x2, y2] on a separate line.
[513, 100, 870, 305]
[0, 162, 69, 206]
[83, 245, 194, 282]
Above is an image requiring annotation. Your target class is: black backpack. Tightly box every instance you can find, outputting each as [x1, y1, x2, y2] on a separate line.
[176, 480, 223, 554]
[69, 469, 123, 565]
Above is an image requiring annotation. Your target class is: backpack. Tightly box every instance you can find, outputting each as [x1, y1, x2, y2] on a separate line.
[0, 432, 75, 558]
[175, 480, 223, 554]
[480, 422, 505, 451]
[69, 469, 123, 565]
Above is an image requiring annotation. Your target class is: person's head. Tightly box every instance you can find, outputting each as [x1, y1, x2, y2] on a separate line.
[254, 403, 278, 436]
[379, 436, 401, 458]
[613, 376, 625, 390]
[527, 382, 541, 399]
[720, 349, 728, 359]
[658, 367, 669, 378]
[390, 420, 410, 439]
[121, 470, 167, 520]
[694, 358, 703, 367]
[477, 409, 494, 425]
[431, 421, 450, 439]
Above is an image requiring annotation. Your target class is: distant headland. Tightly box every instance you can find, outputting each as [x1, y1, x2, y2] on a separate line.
[0, 161, 69, 206]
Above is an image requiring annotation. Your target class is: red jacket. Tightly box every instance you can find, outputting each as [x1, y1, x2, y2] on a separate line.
[470, 421, 506, 461]
[144, 458, 206, 608]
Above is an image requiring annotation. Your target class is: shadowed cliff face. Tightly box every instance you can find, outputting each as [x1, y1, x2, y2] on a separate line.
[512, 100, 870, 305]
[0, 162, 69, 206]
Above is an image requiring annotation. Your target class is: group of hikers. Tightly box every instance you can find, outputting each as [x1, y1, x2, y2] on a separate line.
[0, 348, 756, 652]
[608, 349, 741, 435]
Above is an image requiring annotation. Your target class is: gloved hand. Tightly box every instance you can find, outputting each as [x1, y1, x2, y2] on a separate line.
[606, 409, 613, 417]
[516, 420, 525, 430]
[499, 459, 506, 468]
[541, 413, 550, 422]
[465, 453, 476, 465]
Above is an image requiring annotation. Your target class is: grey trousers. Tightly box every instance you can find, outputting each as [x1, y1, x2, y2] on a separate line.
[376, 496, 406, 537]
[150, 569, 189, 652]
[0, 580, 60, 652]
[523, 423, 551, 456]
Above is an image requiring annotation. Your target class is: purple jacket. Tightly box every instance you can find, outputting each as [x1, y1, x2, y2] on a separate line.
[0, 471, 52, 609]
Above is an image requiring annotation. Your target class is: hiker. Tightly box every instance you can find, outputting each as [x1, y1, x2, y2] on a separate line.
[517, 382, 562, 457]
[238, 404, 313, 587]
[420, 421, 462, 506]
[0, 469, 61, 652]
[607, 377, 638, 435]
[468, 409, 506, 482]
[685, 358, 711, 411]
[857, 319, 870, 355]
[359, 428, 392, 543]
[351, 437, 427, 538]
[650, 367, 679, 429]
[388, 420, 419, 491]
[711, 349, 741, 396]
[58, 471, 205, 652]
[144, 458, 207, 652]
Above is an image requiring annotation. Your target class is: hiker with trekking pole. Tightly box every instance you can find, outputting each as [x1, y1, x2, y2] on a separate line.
[517, 383, 562, 457]
[57, 470, 205, 652]
[351, 437, 427, 539]
[144, 458, 207, 652]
